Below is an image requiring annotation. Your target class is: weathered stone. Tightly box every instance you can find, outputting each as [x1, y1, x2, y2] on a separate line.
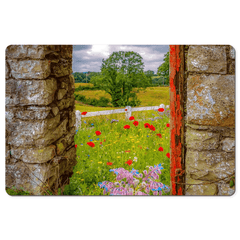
[218, 183, 235, 196]
[6, 144, 10, 159]
[185, 177, 218, 196]
[6, 62, 10, 79]
[58, 89, 67, 100]
[14, 106, 51, 120]
[7, 59, 51, 79]
[6, 148, 76, 195]
[69, 110, 76, 129]
[221, 138, 235, 152]
[6, 78, 57, 106]
[221, 128, 235, 138]
[186, 128, 220, 150]
[187, 74, 235, 126]
[52, 106, 59, 116]
[57, 98, 72, 110]
[6, 45, 46, 59]
[59, 45, 73, 59]
[229, 62, 235, 74]
[35, 118, 68, 148]
[11, 145, 56, 163]
[52, 60, 71, 77]
[229, 45, 235, 59]
[61, 81, 68, 89]
[187, 45, 227, 74]
[7, 114, 61, 148]
[186, 150, 235, 181]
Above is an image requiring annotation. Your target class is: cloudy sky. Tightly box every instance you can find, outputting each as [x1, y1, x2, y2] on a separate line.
[72, 45, 169, 74]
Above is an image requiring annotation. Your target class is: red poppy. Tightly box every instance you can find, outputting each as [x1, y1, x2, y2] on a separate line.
[100, 142, 102, 145]
[158, 108, 164, 112]
[95, 131, 101, 136]
[149, 125, 155, 131]
[133, 121, 139, 126]
[166, 153, 170, 158]
[124, 125, 130, 129]
[166, 123, 170, 127]
[138, 146, 142, 149]
[104, 139, 106, 142]
[158, 147, 164, 152]
[75, 144, 77, 148]
[125, 160, 133, 166]
[81, 112, 87, 115]
[144, 123, 150, 128]
[87, 142, 95, 147]
[156, 133, 162, 138]
[129, 116, 135, 121]
[125, 109, 127, 111]
[125, 150, 131, 153]
[107, 162, 113, 166]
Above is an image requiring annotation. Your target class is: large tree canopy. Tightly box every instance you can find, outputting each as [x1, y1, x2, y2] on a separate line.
[157, 51, 169, 85]
[91, 51, 150, 107]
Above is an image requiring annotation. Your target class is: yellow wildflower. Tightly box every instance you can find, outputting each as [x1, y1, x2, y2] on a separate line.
[98, 162, 102, 164]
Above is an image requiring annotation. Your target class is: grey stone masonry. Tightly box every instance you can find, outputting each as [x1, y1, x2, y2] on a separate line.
[5, 45, 76, 195]
[185, 45, 235, 196]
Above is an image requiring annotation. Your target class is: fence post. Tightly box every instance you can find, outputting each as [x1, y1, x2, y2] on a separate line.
[125, 106, 132, 120]
[75, 110, 82, 130]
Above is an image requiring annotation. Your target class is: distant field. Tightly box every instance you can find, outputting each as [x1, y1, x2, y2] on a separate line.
[74, 84, 169, 111]
[75, 83, 94, 88]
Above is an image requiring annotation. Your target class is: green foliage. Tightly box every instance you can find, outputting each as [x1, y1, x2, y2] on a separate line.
[74, 93, 110, 107]
[157, 51, 169, 86]
[6, 186, 31, 196]
[91, 51, 150, 107]
[75, 85, 102, 92]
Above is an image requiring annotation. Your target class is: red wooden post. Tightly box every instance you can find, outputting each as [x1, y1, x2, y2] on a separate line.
[169, 45, 185, 195]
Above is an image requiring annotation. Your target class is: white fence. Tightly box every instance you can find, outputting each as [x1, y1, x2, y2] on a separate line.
[75, 104, 169, 130]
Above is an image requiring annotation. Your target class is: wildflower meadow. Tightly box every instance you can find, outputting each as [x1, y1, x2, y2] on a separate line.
[64, 108, 171, 196]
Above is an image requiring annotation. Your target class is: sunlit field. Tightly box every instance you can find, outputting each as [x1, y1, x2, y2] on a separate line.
[74, 84, 170, 108]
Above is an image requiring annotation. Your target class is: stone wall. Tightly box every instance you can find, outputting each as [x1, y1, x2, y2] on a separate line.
[185, 45, 235, 195]
[5, 45, 76, 195]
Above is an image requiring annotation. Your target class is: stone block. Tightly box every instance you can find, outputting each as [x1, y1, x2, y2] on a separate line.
[57, 98, 72, 110]
[15, 106, 51, 120]
[218, 183, 235, 196]
[229, 46, 235, 59]
[7, 59, 51, 79]
[221, 138, 235, 152]
[58, 89, 67, 100]
[69, 110, 76, 129]
[5, 78, 57, 106]
[186, 150, 235, 181]
[187, 45, 227, 73]
[6, 62, 10, 79]
[61, 81, 68, 89]
[221, 127, 235, 138]
[35, 118, 68, 148]
[59, 45, 73, 58]
[185, 177, 218, 196]
[6, 45, 46, 59]
[187, 74, 235, 126]
[186, 128, 220, 150]
[11, 145, 56, 164]
[7, 114, 61, 148]
[6, 147, 76, 195]
[52, 60, 72, 77]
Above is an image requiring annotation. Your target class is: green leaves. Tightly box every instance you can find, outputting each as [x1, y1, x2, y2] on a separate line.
[157, 51, 169, 86]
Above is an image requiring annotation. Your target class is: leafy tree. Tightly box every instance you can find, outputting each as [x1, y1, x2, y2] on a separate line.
[91, 51, 149, 107]
[157, 51, 169, 86]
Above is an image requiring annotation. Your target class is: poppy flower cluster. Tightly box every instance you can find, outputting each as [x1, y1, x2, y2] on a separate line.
[158, 147, 163, 152]
[129, 116, 135, 121]
[166, 153, 170, 158]
[149, 125, 155, 131]
[107, 162, 113, 166]
[95, 131, 101, 136]
[87, 142, 95, 147]
[158, 108, 164, 112]
[133, 121, 139, 126]
[125, 160, 133, 166]
[124, 125, 130, 129]
[156, 133, 162, 138]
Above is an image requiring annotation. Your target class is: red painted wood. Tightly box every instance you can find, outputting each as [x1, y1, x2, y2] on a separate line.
[169, 45, 183, 195]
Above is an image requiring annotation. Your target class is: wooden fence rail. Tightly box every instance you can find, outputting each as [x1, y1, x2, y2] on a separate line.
[75, 104, 169, 130]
